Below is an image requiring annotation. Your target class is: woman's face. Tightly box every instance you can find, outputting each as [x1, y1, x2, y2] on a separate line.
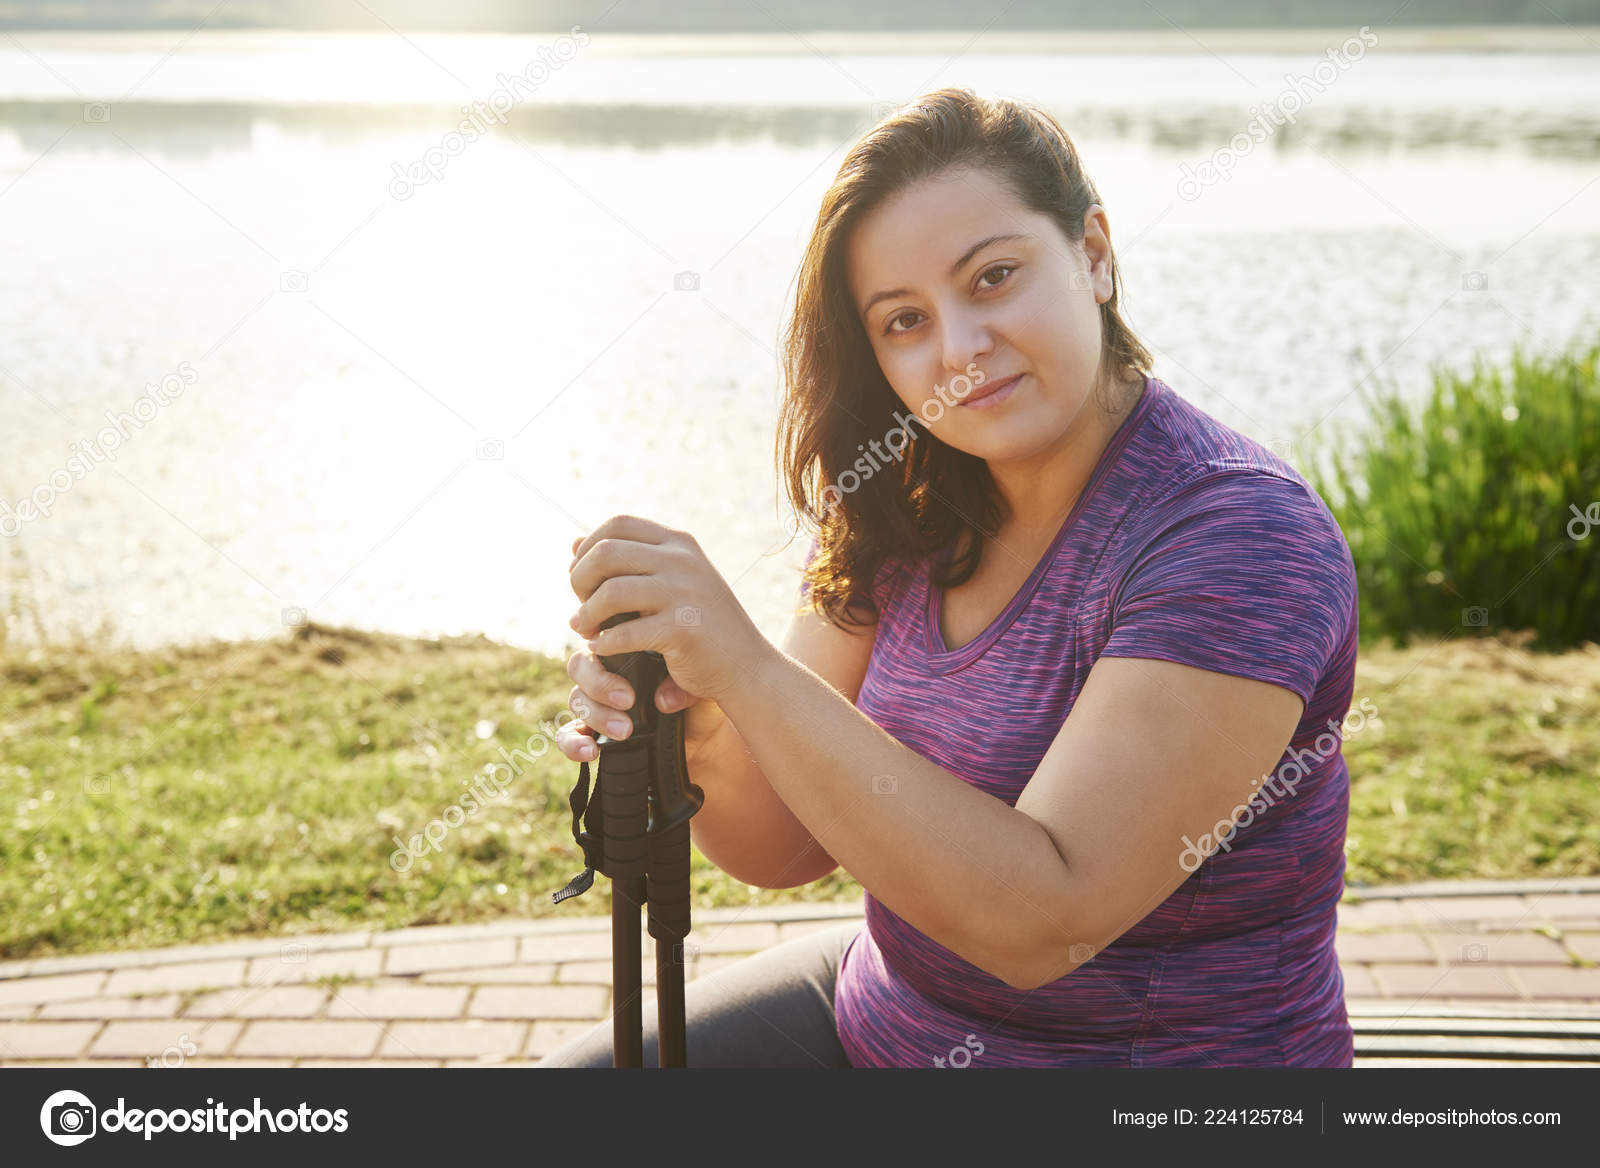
[845, 164, 1120, 464]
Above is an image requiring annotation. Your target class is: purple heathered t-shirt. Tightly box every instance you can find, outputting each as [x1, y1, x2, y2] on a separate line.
[801, 374, 1360, 1067]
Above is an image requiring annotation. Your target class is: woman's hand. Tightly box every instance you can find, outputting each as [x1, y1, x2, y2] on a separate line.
[563, 514, 770, 725]
[556, 630, 726, 762]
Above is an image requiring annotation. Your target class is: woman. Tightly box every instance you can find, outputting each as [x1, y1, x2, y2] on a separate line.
[540, 88, 1359, 1068]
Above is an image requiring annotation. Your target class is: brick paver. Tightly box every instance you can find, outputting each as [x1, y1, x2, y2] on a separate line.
[326, 984, 469, 1019]
[376, 1020, 528, 1059]
[90, 1020, 241, 1061]
[0, 1021, 101, 1058]
[469, 984, 609, 1020]
[1508, 966, 1600, 1000]
[516, 933, 615, 964]
[1335, 932, 1434, 963]
[383, 939, 518, 976]
[1421, 932, 1572, 964]
[0, 881, 1595, 1067]
[557, 959, 658, 985]
[186, 986, 330, 1018]
[1404, 896, 1546, 925]
[528, 1020, 598, 1059]
[245, 948, 384, 986]
[1369, 962, 1526, 999]
[103, 959, 249, 996]
[682, 922, 782, 954]
[420, 964, 557, 985]
[298, 1058, 444, 1068]
[0, 972, 108, 1009]
[1566, 934, 1600, 962]
[233, 1021, 386, 1059]
[39, 994, 183, 1020]
[1338, 965, 1381, 997]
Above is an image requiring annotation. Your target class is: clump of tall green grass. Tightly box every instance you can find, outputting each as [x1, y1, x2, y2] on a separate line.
[1305, 341, 1599, 651]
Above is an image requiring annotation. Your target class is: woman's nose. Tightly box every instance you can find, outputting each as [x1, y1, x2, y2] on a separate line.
[941, 315, 994, 374]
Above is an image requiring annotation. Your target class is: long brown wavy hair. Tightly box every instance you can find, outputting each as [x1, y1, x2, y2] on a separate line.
[778, 87, 1154, 631]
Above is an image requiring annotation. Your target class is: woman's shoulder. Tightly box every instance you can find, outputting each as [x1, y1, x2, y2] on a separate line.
[1120, 380, 1350, 561]
[1109, 461, 1357, 626]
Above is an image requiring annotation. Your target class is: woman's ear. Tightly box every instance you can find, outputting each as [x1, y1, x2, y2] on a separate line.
[1080, 207, 1116, 303]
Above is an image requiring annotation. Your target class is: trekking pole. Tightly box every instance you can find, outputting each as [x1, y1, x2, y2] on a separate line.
[552, 611, 704, 1067]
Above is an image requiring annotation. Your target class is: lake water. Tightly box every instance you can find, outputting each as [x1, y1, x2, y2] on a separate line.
[2, 31, 1597, 659]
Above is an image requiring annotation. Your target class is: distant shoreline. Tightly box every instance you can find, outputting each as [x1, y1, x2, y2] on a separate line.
[4, 26, 1598, 55]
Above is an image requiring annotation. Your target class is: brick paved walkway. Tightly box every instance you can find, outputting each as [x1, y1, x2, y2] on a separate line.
[2, 878, 1598, 1068]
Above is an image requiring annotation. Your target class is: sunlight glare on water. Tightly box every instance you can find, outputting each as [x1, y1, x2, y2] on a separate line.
[1, 31, 1596, 655]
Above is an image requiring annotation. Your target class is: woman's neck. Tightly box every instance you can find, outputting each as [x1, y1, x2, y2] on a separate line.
[985, 369, 1144, 536]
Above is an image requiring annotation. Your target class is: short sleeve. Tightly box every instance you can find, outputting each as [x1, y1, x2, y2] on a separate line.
[1099, 470, 1357, 705]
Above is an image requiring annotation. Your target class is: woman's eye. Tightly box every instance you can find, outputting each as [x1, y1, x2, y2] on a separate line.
[979, 264, 1016, 289]
[885, 310, 920, 336]
[882, 266, 1014, 336]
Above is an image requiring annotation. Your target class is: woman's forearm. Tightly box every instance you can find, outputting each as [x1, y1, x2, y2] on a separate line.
[714, 641, 1079, 989]
[681, 705, 839, 889]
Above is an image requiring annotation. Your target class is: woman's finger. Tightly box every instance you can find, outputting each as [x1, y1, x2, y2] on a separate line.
[576, 652, 633, 710]
[566, 683, 632, 739]
[568, 649, 633, 711]
[654, 677, 680, 711]
[655, 676, 700, 712]
[556, 720, 600, 761]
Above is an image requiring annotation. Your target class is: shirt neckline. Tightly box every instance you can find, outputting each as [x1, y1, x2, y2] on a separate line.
[921, 374, 1164, 670]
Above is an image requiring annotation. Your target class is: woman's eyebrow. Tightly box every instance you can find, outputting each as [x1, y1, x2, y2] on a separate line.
[859, 232, 1034, 320]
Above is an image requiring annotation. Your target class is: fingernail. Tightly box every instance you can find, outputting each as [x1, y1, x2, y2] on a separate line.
[607, 717, 630, 737]
[580, 742, 597, 759]
[609, 689, 629, 707]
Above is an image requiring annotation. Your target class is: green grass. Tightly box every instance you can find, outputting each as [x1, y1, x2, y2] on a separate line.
[1340, 631, 1600, 885]
[0, 622, 858, 962]
[2, 618, 1596, 961]
[1304, 339, 1600, 651]
[6, 338, 1598, 961]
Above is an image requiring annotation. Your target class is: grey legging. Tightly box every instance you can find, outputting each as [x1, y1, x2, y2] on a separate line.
[536, 919, 863, 1068]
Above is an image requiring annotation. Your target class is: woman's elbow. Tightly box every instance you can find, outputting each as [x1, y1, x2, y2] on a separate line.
[697, 845, 838, 890]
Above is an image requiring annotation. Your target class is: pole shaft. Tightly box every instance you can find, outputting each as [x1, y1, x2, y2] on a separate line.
[612, 876, 644, 1068]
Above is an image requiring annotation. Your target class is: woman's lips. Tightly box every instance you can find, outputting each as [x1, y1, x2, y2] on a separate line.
[959, 372, 1023, 409]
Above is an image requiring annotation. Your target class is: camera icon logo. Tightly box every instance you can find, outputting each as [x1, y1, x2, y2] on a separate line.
[870, 773, 897, 795]
[474, 438, 504, 461]
[673, 270, 700, 292]
[1068, 269, 1093, 291]
[675, 606, 701, 627]
[1461, 606, 1489, 628]
[672, 940, 700, 964]
[1462, 943, 1489, 963]
[1461, 270, 1488, 292]
[83, 103, 110, 123]
[83, 775, 111, 796]
[281, 942, 309, 963]
[279, 270, 309, 293]
[1265, 437, 1295, 463]
[1069, 943, 1098, 965]
[282, 606, 307, 628]
[40, 1090, 97, 1146]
